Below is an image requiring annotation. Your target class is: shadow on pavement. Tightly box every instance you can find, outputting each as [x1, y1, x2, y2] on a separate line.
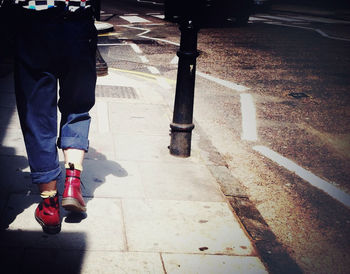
[0, 147, 128, 229]
[0, 230, 87, 274]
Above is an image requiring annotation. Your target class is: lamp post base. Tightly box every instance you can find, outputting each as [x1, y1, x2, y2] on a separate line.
[170, 123, 195, 157]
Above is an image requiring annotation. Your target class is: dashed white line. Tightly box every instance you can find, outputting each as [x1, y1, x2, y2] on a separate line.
[170, 55, 179, 64]
[249, 16, 269, 22]
[120, 16, 150, 23]
[240, 93, 258, 141]
[130, 43, 143, 54]
[139, 55, 149, 63]
[253, 145, 350, 208]
[151, 14, 165, 19]
[258, 15, 302, 22]
[147, 66, 160, 74]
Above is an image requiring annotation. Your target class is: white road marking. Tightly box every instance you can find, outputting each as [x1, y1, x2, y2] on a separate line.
[139, 55, 149, 63]
[147, 66, 160, 74]
[258, 15, 302, 22]
[170, 55, 179, 64]
[253, 145, 350, 208]
[100, 13, 114, 17]
[265, 21, 311, 30]
[249, 16, 269, 22]
[291, 15, 350, 24]
[130, 43, 143, 54]
[240, 93, 258, 141]
[96, 101, 110, 133]
[95, 21, 114, 32]
[120, 16, 151, 23]
[137, 0, 163, 5]
[121, 25, 181, 46]
[265, 22, 350, 41]
[97, 43, 126, 46]
[152, 14, 165, 19]
[315, 29, 350, 41]
[196, 71, 250, 92]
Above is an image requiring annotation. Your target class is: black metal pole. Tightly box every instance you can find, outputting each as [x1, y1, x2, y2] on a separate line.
[170, 20, 200, 157]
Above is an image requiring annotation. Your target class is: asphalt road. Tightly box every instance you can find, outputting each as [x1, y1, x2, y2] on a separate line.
[99, 1, 350, 273]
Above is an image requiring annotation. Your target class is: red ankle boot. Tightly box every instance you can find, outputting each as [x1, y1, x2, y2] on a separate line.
[35, 194, 61, 234]
[62, 164, 86, 212]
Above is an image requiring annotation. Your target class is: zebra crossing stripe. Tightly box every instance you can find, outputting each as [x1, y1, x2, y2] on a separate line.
[120, 16, 151, 23]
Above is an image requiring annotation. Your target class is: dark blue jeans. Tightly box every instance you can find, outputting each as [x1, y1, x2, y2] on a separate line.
[14, 7, 97, 184]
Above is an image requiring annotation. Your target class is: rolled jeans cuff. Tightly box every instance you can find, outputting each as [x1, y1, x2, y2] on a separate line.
[31, 165, 61, 184]
[57, 136, 89, 152]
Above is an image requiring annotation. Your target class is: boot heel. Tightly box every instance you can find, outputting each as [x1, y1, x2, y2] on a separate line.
[62, 197, 86, 212]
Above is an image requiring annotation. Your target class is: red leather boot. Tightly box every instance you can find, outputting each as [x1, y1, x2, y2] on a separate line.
[35, 194, 61, 234]
[62, 163, 86, 212]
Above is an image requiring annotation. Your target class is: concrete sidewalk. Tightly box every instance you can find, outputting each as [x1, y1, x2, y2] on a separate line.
[0, 65, 267, 273]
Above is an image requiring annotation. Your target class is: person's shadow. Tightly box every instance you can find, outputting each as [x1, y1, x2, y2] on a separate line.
[0, 146, 128, 229]
[59, 147, 128, 223]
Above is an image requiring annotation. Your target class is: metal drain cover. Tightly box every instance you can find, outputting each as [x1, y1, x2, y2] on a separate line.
[95, 85, 138, 99]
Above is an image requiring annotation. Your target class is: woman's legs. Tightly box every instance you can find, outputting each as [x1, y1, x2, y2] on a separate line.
[57, 17, 97, 213]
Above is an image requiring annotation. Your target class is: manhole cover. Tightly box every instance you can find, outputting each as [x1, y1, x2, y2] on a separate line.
[288, 92, 309, 99]
[96, 85, 138, 99]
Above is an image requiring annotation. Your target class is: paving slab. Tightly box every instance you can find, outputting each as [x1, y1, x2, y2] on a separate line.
[22, 248, 85, 274]
[80, 251, 164, 273]
[88, 134, 117, 161]
[0, 73, 14, 93]
[0, 155, 32, 196]
[108, 102, 171, 136]
[0, 107, 20, 129]
[88, 102, 100, 135]
[0, 247, 24, 274]
[0, 128, 26, 156]
[0, 195, 125, 251]
[162, 253, 267, 274]
[0, 92, 16, 108]
[0, 197, 8, 223]
[123, 199, 255, 255]
[139, 162, 224, 202]
[114, 134, 201, 164]
[78, 159, 146, 199]
[96, 69, 143, 88]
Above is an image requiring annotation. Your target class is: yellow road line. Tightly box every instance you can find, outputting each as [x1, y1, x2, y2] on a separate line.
[98, 32, 122, 37]
[110, 68, 176, 84]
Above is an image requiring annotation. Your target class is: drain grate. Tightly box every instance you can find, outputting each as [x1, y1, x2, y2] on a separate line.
[95, 85, 138, 99]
